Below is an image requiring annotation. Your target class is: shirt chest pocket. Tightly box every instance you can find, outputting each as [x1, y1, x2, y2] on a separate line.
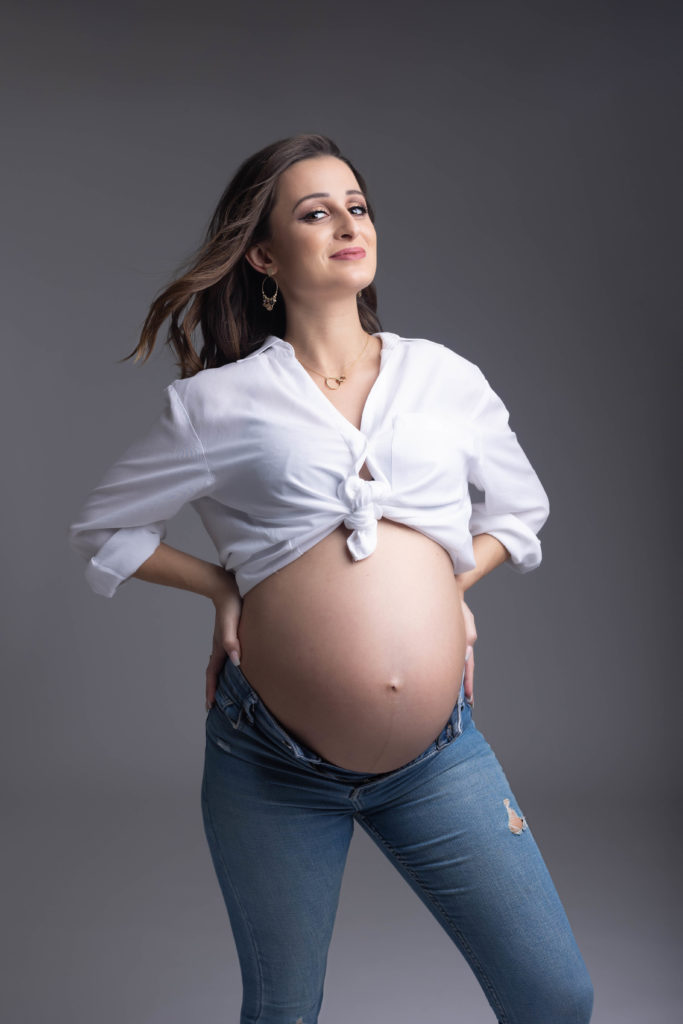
[390, 412, 475, 500]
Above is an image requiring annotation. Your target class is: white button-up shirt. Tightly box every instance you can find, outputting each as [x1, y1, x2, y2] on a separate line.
[68, 331, 550, 598]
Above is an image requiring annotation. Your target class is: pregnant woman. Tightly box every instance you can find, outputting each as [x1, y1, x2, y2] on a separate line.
[68, 133, 593, 1023]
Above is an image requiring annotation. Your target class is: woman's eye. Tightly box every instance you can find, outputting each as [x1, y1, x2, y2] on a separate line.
[302, 204, 367, 222]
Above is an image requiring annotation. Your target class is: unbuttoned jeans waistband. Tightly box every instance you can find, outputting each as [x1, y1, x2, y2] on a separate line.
[214, 655, 469, 784]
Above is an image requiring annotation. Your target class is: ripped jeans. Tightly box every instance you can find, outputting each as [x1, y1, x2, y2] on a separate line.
[201, 658, 593, 1024]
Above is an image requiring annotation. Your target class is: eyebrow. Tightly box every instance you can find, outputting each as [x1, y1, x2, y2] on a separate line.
[291, 189, 366, 214]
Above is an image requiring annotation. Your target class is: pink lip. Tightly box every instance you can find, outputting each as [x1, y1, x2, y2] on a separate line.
[330, 248, 366, 259]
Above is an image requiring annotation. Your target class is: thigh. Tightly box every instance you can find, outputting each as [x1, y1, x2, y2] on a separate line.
[356, 716, 594, 1024]
[201, 701, 354, 1024]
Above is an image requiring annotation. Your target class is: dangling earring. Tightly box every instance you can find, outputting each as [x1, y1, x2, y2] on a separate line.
[262, 274, 278, 311]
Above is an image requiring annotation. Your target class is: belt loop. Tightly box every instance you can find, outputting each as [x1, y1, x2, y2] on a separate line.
[456, 675, 465, 736]
[235, 692, 257, 729]
[243, 692, 257, 726]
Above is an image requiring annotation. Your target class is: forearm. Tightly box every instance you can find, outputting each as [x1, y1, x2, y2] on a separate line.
[132, 541, 236, 602]
[456, 533, 510, 593]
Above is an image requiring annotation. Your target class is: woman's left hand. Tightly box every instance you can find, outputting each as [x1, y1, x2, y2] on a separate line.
[459, 591, 477, 707]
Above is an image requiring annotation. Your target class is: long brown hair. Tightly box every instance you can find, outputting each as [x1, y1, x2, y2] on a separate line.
[120, 133, 382, 379]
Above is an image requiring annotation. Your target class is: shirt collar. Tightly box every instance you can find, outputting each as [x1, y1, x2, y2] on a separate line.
[237, 331, 398, 362]
[236, 335, 284, 362]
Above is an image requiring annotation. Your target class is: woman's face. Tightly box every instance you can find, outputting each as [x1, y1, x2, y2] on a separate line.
[247, 155, 377, 303]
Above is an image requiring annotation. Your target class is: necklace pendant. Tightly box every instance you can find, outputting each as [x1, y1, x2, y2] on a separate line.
[324, 375, 346, 390]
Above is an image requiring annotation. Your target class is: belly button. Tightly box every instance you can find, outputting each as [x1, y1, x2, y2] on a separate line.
[387, 676, 402, 693]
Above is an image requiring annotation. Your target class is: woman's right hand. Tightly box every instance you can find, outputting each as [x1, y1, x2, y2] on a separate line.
[206, 577, 243, 711]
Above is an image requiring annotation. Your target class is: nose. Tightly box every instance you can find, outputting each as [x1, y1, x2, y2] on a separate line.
[335, 207, 361, 239]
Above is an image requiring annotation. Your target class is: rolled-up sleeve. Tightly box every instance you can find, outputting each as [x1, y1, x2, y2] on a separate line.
[467, 370, 550, 572]
[67, 383, 214, 597]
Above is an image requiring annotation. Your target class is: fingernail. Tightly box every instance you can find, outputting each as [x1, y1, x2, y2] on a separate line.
[465, 647, 472, 661]
[229, 650, 240, 666]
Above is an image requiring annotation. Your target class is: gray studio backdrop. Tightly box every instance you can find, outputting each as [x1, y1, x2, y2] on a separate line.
[3, 1, 681, 1021]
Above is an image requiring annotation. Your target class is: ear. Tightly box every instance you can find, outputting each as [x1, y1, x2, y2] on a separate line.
[244, 243, 277, 276]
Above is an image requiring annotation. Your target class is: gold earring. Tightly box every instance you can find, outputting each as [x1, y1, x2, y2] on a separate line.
[262, 274, 278, 311]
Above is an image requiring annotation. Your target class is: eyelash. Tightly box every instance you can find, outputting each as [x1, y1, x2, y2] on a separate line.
[301, 203, 368, 222]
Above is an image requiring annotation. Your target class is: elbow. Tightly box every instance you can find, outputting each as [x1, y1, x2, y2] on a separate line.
[535, 490, 550, 534]
[468, 511, 548, 575]
[67, 522, 167, 598]
[67, 522, 112, 563]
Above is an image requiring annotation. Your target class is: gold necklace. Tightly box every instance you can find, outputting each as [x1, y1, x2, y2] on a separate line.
[293, 334, 372, 390]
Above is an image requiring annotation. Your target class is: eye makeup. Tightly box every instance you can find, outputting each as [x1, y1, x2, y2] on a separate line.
[300, 203, 368, 222]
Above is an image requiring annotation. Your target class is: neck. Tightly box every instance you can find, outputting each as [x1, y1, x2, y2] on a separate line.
[282, 298, 370, 370]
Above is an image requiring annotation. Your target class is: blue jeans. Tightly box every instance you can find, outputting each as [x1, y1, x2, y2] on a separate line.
[201, 658, 593, 1024]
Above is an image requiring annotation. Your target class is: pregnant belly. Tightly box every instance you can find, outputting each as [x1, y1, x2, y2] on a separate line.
[236, 520, 468, 774]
